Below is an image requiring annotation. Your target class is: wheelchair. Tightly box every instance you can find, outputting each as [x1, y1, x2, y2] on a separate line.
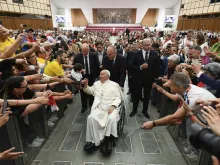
[117, 100, 126, 137]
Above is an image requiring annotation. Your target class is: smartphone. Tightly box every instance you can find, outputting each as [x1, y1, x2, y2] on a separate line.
[192, 59, 200, 65]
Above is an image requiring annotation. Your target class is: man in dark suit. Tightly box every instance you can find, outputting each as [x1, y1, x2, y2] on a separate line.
[117, 44, 129, 57]
[103, 46, 126, 88]
[126, 44, 134, 96]
[74, 43, 99, 113]
[125, 28, 130, 39]
[94, 41, 107, 73]
[130, 38, 160, 118]
[116, 39, 124, 50]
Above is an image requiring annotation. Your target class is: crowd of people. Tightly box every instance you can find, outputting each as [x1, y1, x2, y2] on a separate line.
[0, 24, 220, 163]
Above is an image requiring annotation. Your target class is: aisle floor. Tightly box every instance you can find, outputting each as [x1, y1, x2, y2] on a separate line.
[32, 81, 188, 165]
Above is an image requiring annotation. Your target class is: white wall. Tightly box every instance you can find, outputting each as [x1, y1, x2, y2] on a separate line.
[136, 8, 148, 24]
[51, 0, 181, 29]
[81, 8, 93, 24]
[173, 0, 181, 29]
[50, 0, 58, 27]
[157, 8, 165, 29]
[64, 8, 73, 27]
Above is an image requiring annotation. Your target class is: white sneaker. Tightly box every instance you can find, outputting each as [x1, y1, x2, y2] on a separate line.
[48, 121, 55, 127]
[27, 140, 42, 148]
[186, 151, 198, 162]
[35, 137, 45, 142]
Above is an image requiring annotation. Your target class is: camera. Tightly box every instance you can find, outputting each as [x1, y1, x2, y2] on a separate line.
[189, 123, 220, 159]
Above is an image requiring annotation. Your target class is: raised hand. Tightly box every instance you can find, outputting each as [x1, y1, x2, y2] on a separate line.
[201, 106, 220, 136]
[0, 147, 24, 160]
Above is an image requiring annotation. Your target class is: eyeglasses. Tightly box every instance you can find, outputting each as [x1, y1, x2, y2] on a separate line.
[19, 84, 28, 88]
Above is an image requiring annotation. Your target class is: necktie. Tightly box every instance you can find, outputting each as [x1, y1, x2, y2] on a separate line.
[85, 56, 89, 75]
[145, 51, 149, 63]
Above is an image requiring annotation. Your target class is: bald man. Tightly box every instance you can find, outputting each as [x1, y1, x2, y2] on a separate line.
[103, 46, 126, 88]
[130, 38, 160, 118]
[74, 43, 99, 113]
[82, 70, 123, 155]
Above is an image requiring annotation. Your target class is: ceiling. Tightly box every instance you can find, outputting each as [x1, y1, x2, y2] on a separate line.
[51, 0, 181, 9]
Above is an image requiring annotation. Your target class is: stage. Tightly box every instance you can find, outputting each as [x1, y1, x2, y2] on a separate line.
[85, 24, 145, 32]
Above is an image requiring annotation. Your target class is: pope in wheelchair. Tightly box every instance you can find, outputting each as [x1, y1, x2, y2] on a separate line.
[81, 69, 124, 156]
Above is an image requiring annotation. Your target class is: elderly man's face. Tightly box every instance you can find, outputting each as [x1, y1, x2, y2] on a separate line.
[99, 71, 109, 82]
[0, 26, 9, 40]
[82, 47, 89, 56]
[142, 40, 151, 51]
[168, 60, 176, 68]
[107, 48, 116, 60]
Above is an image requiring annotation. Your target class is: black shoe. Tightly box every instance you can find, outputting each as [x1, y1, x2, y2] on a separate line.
[129, 111, 137, 117]
[81, 108, 87, 113]
[100, 141, 112, 156]
[142, 111, 150, 119]
[84, 142, 94, 152]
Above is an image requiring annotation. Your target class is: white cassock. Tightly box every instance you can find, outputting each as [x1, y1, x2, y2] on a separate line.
[83, 80, 124, 146]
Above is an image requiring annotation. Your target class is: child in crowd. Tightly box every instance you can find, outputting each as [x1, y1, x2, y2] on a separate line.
[71, 63, 84, 93]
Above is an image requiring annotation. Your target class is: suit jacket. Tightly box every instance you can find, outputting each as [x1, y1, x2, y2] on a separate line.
[126, 51, 134, 74]
[103, 54, 126, 87]
[198, 73, 220, 98]
[94, 51, 107, 66]
[116, 44, 123, 50]
[130, 50, 160, 85]
[117, 49, 123, 55]
[74, 52, 99, 82]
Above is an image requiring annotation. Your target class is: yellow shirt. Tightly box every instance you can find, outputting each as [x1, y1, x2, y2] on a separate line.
[43, 60, 64, 77]
[0, 37, 15, 56]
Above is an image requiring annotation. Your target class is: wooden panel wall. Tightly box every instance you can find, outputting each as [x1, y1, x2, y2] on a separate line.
[141, 9, 159, 26]
[71, 9, 88, 26]
[177, 17, 220, 31]
[0, 16, 53, 30]
[93, 9, 98, 24]
[131, 9, 136, 24]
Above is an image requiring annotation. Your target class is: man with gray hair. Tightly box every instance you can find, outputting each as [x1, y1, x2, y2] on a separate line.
[130, 38, 160, 118]
[103, 45, 126, 88]
[81, 69, 124, 156]
[74, 43, 100, 113]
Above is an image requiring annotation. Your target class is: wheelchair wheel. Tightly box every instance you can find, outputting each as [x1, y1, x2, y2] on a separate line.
[117, 103, 125, 137]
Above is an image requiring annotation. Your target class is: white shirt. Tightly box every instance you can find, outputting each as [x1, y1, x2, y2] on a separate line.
[98, 51, 103, 65]
[187, 84, 216, 112]
[142, 49, 149, 61]
[71, 69, 82, 81]
[84, 54, 90, 74]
